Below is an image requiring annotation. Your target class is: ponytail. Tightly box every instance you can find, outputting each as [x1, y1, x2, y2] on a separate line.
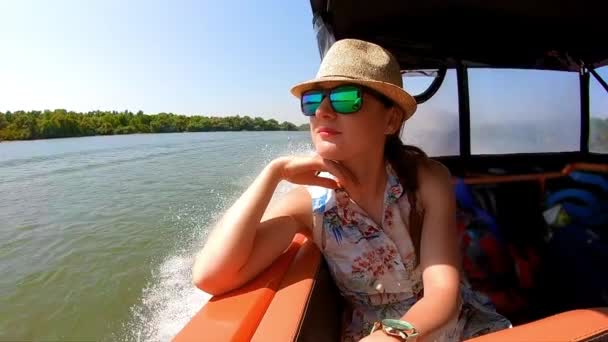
[367, 85, 427, 267]
[384, 134, 427, 267]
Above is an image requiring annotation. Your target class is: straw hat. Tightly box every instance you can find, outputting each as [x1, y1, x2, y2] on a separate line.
[290, 38, 417, 119]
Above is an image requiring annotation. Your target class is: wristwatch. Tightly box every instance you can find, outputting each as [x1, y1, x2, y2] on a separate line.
[370, 319, 419, 341]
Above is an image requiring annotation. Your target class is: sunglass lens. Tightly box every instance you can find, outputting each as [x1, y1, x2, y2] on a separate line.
[301, 92, 323, 116]
[330, 86, 362, 114]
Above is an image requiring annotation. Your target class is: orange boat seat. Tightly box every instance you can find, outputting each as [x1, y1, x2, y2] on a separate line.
[465, 307, 608, 342]
[173, 233, 313, 342]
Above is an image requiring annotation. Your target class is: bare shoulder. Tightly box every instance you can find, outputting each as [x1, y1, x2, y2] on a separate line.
[416, 158, 454, 206]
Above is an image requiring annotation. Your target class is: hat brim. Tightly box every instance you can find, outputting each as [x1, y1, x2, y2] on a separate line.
[290, 76, 417, 119]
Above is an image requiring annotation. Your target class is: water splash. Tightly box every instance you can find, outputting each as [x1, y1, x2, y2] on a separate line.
[123, 134, 314, 341]
[122, 253, 211, 342]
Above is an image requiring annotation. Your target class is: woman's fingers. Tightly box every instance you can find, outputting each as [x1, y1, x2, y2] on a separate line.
[278, 155, 357, 190]
[320, 159, 358, 188]
[288, 170, 339, 189]
[307, 176, 339, 189]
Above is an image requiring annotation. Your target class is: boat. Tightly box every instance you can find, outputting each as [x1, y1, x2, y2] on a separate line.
[174, 0, 608, 340]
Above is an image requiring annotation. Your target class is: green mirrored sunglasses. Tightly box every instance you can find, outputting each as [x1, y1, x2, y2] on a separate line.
[300, 85, 363, 116]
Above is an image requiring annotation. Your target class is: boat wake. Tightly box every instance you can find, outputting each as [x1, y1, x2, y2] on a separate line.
[122, 252, 212, 342]
[121, 136, 313, 342]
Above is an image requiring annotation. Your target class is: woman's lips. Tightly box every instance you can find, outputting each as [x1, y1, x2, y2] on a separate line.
[317, 127, 341, 137]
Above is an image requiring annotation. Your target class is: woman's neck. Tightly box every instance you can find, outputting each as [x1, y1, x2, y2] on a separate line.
[341, 152, 388, 210]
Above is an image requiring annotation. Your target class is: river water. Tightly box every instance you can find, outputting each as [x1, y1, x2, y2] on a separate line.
[0, 132, 313, 341]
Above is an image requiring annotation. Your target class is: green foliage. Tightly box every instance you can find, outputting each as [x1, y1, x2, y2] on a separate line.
[297, 123, 310, 131]
[0, 110, 303, 141]
[590, 117, 608, 152]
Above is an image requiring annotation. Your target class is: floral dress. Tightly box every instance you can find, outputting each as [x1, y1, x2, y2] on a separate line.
[305, 164, 512, 341]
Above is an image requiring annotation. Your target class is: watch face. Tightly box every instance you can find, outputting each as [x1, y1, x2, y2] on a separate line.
[382, 319, 417, 335]
[382, 319, 413, 329]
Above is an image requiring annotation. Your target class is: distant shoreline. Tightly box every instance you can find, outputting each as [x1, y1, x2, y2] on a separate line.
[0, 110, 310, 142]
[0, 130, 310, 143]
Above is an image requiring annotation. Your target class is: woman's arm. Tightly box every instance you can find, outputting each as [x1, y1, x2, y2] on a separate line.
[192, 156, 348, 296]
[398, 159, 461, 341]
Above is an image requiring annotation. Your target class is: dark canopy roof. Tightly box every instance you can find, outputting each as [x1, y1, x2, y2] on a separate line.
[309, 0, 608, 71]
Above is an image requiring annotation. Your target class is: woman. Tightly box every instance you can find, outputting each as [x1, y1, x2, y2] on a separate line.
[192, 39, 511, 341]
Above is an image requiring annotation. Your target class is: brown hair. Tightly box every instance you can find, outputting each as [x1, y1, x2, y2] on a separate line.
[384, 132, 427, 267]
[365, 86, 427, 266]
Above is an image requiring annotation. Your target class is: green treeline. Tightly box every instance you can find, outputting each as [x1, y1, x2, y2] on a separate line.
[591, 116, 608, 152]
[1, 109, 606, 150]
[0, 110, 309, 141]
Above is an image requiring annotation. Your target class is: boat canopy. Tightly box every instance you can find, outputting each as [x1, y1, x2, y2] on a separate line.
[307, 0, 608, 165]
[309, 0, 608, 71]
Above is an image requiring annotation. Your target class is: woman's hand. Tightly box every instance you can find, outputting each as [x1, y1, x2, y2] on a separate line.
[272, 155, 358, 190]
[359, 330, 402, 342]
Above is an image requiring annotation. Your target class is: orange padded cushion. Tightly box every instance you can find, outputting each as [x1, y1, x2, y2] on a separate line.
[251, 235, 322, 342]
[465, 308, 608, 342]
[173, 233, 308, 342]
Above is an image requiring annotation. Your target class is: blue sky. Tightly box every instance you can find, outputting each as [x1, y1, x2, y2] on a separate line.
[0, 0, 606, 125]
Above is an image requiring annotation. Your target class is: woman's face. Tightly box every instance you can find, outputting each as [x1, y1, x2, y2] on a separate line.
[307, 82, 402, 161]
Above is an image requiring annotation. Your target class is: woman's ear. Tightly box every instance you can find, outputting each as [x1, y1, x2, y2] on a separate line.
[385, 107, 405, 135]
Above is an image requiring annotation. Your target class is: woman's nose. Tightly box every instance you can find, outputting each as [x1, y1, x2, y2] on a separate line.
[315, 96, 337, 119]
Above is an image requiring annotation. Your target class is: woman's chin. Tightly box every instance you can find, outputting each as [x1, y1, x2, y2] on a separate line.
[314, 143, 345, 160]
